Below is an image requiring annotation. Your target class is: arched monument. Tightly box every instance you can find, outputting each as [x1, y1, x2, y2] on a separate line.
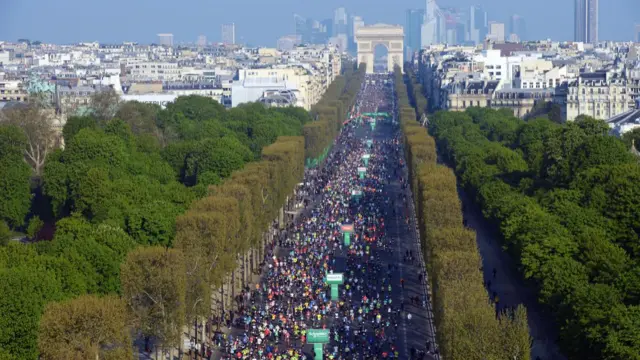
[356, 24, 404, 74]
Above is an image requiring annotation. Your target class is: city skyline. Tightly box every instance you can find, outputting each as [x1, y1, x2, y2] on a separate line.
[1, 0, 638, 45]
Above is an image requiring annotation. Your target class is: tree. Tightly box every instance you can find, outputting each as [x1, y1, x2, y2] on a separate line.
[90, 88, 121, 123]
[38, 295, 133, 360]
[0, 125, 32, 227]
[0, 154, 32, 228]
[3, 104, 58, 177]
[0, 221, 10, 246]
[26, 216, 44, 240]
[622, 127, 640, 150]
[120, 247, 186, 354]
[63, 116, 98, 144]
[0, 267, 64, 360]
[44, 216, 136, 294]
[115, 101, 161, 136]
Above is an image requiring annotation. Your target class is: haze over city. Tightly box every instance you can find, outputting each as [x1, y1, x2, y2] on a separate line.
[1, 0, 638, 44]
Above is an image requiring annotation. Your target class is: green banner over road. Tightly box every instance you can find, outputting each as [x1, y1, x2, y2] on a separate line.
[307, 329, 330, 343]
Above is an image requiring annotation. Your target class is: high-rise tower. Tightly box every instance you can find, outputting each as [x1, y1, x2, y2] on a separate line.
[405, 9, 425, 58]
[574, 0, 598, 43]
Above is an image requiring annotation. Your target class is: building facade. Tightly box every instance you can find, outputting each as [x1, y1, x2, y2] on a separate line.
[488, 22, 505, 43]
[566, 71, 634, 120]
[0, 79, 28, 103]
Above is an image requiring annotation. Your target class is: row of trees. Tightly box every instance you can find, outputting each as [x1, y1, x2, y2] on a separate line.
[0, 65, 353, 358]
[303, 63, 366, 164]
[395, 67, 531, 360]
[429, 106, 640, 359]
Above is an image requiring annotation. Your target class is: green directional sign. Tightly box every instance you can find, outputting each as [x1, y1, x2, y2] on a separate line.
[313, 343, 324, 360]
[326, 273, 344, 285]
[330, 285, 339, 301]
[366, 139, 373, 148]
[358, 166, 366, 179]
[362, 154, 371, 166]
[341, 224, 354, 246]
[351, 190, 362, 203]
[326, 272, 345, 301]
[307, 329, 330, 344]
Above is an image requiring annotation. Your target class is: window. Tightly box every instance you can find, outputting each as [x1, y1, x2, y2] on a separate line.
[496, 72, 502, 76]
[489, 72, 494, 76]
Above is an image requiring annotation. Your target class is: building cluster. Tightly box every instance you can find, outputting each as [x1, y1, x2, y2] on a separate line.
[418, 41, 640, 133]
[288, 7, 364, 55]
[0, 38, 343, 129]
[405, 0, 527, 61]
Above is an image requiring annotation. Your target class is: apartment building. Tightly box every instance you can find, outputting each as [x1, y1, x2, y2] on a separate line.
[0, 78, 28, 103]
[566, 71, 634, 120]
[126, 62, 183, 81]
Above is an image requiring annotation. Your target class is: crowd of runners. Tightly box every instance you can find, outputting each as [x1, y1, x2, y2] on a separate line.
[214, 73, 437, 360]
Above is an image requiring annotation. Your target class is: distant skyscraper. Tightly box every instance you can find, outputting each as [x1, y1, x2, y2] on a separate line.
[310, 19, 326, 44]
[509, 15, 526, 42]
[333, 7, 348, 37]
[294, 14, 310, 43]
[157, 33, 174, 47]
[455, 22, 466, 44]
[294, 15, 327, 44]
[197, 35, 207, 47]
[221, 23, 236, 44]
[636, 24, 640, 42]
[488, 22, 505, 43]
[574, 0, 598, 43]
[468, 5, 487, 44]
[352, 16, 365, 53]
[405, 9, 425, 58]
[322, 19, 334, 41]
[421, 0, 442, 47]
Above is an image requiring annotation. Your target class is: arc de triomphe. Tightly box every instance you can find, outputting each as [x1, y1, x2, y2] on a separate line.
[356, 24, 404, 74]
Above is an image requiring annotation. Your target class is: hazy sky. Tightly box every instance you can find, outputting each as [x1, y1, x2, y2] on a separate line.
[0, 0, 637, 45]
